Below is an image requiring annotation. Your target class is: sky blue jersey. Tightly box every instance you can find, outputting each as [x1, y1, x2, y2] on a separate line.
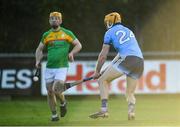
[104, 23, 143, 59]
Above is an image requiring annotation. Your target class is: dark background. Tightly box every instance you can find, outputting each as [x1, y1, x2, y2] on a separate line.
[0, 0, 179, 54]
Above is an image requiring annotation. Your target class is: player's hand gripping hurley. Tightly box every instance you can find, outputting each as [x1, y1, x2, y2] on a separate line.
[33, 68, 40, 82]
[65, 77, 93, 90]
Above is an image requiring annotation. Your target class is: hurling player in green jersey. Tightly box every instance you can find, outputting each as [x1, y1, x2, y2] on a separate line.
[35, 12, 82, 121]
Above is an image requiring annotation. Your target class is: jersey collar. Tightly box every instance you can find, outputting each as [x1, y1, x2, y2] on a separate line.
[51, 26, 61, 32]
[112, 23, 121, 28]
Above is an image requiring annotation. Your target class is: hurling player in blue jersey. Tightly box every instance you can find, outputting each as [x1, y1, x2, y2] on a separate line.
[89, 12, 144, 120]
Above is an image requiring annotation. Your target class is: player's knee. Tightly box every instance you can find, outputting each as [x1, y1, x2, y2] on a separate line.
[47, 89, 54, 96]
[98, 76, 110, 85]
[54, 80, 64, 85]
[53, 80, 65, 94]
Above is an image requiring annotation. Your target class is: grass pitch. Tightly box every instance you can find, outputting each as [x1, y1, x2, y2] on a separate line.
[0, 94, 180, 126]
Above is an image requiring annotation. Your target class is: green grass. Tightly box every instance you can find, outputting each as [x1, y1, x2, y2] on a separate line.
[0, 94, 180, 126]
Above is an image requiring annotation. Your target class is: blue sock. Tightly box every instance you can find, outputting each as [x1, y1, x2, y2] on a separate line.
[101, 99, 108, 112]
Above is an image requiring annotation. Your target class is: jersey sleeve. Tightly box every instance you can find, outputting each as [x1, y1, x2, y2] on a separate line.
[40, 32, 48, 45]
[65, 30, 77, 43]
[103, 31, 111, 45]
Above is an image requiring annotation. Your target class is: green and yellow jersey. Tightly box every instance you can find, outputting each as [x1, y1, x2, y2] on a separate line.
[41, 27, 76, 68]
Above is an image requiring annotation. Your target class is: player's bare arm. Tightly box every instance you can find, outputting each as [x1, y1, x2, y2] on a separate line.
[100, 53, 120, 74]
[94, 44, 110, 79]
[35, 42, 45, 68]
[69, 39, 82, 62]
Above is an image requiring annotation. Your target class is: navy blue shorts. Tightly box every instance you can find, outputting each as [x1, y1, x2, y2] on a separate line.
[114, 56, 144, 79]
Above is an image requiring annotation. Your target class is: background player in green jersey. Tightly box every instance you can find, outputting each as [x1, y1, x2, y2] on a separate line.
[35, 12, 82, 121]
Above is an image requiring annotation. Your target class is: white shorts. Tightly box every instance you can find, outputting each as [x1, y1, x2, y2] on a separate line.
[45, 68, 68, 84]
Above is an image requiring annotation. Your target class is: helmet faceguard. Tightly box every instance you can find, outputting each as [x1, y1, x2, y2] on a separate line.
[104, 12, 121, 29]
